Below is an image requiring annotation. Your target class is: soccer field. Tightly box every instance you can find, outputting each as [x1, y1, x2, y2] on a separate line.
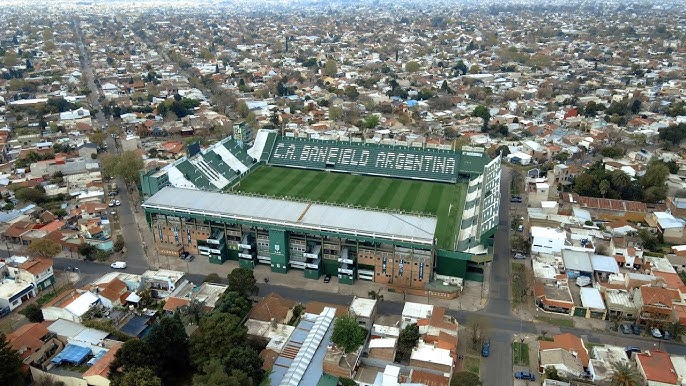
[233, 166, 466, 250]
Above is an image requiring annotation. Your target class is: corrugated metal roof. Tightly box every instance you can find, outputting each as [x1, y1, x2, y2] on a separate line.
[143, 187, 437, 245]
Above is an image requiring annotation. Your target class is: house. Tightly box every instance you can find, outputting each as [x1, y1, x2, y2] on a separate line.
[634, 350, 677, 386]
[0, 262, 37, 312]
[561, 250, 593, 279]
[349, 296, 378, 330]
[59, 107, 91, 122]
[401, 302, 434, 327]
[538, 333, 589, 370]
[534, 280, 575, 315]
[6, 322, 52, 372]
[1, 257, 55, 293]
[93, 278, 128, 308]
[163, 280, 229, 314]
[368, 337, 397, 362]
[634, 285, 680, 326]
[646, 211, 686, 244]
[409, 340, 454, 374]
[539, 348, 584, 378]
[41, 290, 100, 323]
[141, 269, 185, 299]
[531, 227, 568, 255]
[247, 292, 296, 324]
[588, 345, 630, 383]
[604, 289, 639, 320]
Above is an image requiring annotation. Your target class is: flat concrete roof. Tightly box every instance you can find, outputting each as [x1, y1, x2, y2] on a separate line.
[143, 187, 437, 245]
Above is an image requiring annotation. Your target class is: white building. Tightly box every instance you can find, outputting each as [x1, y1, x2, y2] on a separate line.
[531, 226, 568, 255]
[401, 302, 434, 328]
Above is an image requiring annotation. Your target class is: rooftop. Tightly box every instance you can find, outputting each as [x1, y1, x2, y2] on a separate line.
[143, 187, 438, 246]
[349, 297, 377, 318]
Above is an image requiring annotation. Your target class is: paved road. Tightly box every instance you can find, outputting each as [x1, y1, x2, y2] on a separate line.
[71, 20, 148, 273]
[482, 166, 515, 386]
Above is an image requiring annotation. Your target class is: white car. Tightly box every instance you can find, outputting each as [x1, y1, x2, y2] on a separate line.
[109, 200, 115, 207]
[110, 261, 127, 269]
[115, 200, 121, 206]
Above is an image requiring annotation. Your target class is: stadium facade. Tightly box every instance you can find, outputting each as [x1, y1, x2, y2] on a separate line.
[141, 129, 501, 286]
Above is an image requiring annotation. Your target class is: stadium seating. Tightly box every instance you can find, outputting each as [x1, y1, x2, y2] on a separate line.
[266, 136, 483, 183]
[248, 130, 277, 161]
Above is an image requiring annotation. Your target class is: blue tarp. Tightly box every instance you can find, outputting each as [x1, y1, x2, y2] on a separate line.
[51, 344, 91, 365]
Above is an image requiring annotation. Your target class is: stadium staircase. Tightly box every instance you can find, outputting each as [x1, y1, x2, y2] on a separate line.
[248, 130, 277, 161]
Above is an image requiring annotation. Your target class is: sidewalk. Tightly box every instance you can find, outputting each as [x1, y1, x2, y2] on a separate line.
[131, 208, 488, 312]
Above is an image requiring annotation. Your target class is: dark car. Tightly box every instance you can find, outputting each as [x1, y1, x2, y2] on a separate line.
[631, 324, 641, 335]
[514, 371, 535, 381]
[663, 330, 672, 340]
[481, 339, 491, 357]
[620, 324, 631, 334]
[625, 346, 641, 357]
[323, 274, 332, 283]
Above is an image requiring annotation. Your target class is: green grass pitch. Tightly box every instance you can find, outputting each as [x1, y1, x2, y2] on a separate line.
[233, 165, 466, 250]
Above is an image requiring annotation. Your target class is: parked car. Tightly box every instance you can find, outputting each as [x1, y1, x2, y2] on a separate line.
[115, 200, 121, 206]
[108, 191, 117, 197]
[109, 200, 115, 207]
[513, 253, 526, 259]
[651, 327, 663, 338]
[323, 274, 332, 283]
[625, 346, 641, 356]
[511, 196, 522, 203]
[631, 324, 641, 335]
[481, 339, 491, 357]
[110, 261, 127, 269]
[517, 224, 524, 232]
[620, 324, 631, 334]
[662, 330, 671, 340]
[514, 371, 535, 381]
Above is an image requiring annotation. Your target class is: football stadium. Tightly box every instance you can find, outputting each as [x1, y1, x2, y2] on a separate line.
[141, 129, 501, 287]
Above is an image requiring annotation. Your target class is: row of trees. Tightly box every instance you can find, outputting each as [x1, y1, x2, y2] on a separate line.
[100, 151, 145, 188]
[572, 160, 670, 203]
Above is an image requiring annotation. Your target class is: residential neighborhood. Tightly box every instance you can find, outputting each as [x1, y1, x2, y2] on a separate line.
[1, 0, 686, 385]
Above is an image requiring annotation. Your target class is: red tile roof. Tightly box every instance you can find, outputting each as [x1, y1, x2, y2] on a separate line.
[83, 342, 122, 379]
[636, 350, 678, 385]
[539, 333, 589, 367]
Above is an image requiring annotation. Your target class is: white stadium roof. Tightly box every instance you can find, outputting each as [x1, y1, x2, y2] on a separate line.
[143, 187, 438, 245]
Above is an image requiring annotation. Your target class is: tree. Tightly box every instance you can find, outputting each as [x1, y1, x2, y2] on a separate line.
[599, 180, 611, 198]
[89, 131, 108, 147]
[78, 243, 98, 260]
[0, 332, 24, 386]
[405, 61, 420, 73]
[203, 273, 222, 283]
[190, 312, 247, 367]
[222, 346, 264, 384]
[193, 358, 232, 386]
[226, 268, 258, 297]
[450, 371, 481, 386]
[114, 235, 125, 253]
[609, 361, 643, 386]
[15, 187, 46, 204]
[468, 64, 481, 74]
[453, 60, 468, 76]
[363, 115, 380, 129]
[27, 239, 62, 259]
[237, 101, 250, 118]
[112, 367, 161, 386]
[116, 151, 145, 187]
[329, 106, 343, 121]
[396, 323, 419, 361]
[110, 339, 158, 378]
[472, 105, 490, 130]
[638, 229, 659, 252]
[330, 315, 366, 367]
[143, 316, 189, 382]
[343, 86, 359, 100]
[658, 123, 686, 145]
[544, 366, 564, 381]
[601, 146, 624, 158]
[554, 152, 570, 162]
[322, 59, 338, 77]
[465, 315, 490, 350]
[21, 304, 44, 322]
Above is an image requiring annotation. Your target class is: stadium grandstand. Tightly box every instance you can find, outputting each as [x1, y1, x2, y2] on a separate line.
[142, 128, 501, 287]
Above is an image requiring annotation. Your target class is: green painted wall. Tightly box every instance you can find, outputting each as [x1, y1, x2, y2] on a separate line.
[239, 259, 256, 269]
[322, 259, 339, 275]
[304, 268, 321, 279]
[270, 230, 289, 273]
[435, 249, 470, 278]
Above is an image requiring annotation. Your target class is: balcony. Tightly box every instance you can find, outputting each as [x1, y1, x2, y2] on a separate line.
[238, 252, 254, 260]
[338, 256, 354, 264]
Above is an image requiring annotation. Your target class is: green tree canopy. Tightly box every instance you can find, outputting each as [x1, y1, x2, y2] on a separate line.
[226, 267, 258, 298]
[222, 346, 264, 384]
[193, 358, 232, 386]
[472, 105, 490, 129]
[27, 238, 62, 259]
[609, 361, 643, 386]
[190, 312, 247, 367]
[397, 323, 420, 360]
[213, 290, 252, 318]
[405, 61, 421, 73]
[143, 316, 189, 382]
[110, 339, 158, 378]
[112, 366, 161, 386]
[322, 59, 338, 77]
[363, 115, 380, 129]
[450, 371, 482, 386]
[0, 332, 24, 386]
[330, 315, 366, 355]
